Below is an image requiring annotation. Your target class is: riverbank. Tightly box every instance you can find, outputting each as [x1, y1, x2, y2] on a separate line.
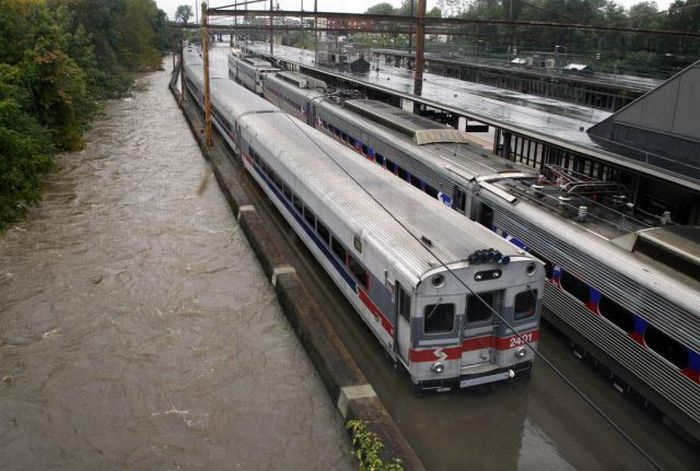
[0, 60, 352, 470]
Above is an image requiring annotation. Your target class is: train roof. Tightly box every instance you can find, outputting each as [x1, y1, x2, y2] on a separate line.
[240, 113, 524, 284]
[275, 71, 327, 90]
[185, 51, 280, 118]
[184, 49, 524, 283]
[321, 97, 654, 240]
[344, 99, 468, 145]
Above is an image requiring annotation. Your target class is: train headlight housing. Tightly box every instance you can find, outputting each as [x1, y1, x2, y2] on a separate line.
[432, 362, 445, 374]
[515, 347, 527, 359]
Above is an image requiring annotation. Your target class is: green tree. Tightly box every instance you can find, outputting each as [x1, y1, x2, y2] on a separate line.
[365, 2, 397, 15]
[176, 4, 193, 23]
[0, 64, 54, 231]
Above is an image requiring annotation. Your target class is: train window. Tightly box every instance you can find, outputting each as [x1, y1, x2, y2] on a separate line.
[598, 296, 634, 333]
[292, 194, 303, 214]
[466, 292, 495, 322]
[410, 175, 422, 189]
[454, 187, 467, 212]
[644, 325, 689, 369]
[424, 303, 455, 334]
[425, 185, 439, 199]
[397, 286, 411, 321]
[331, 237, 347, 263]
[316, 221, 330, 245]
[348, 255, 369, 289]
[477, 202, 492, 226]
[514, 289, 538, 320]
[560, 271, 590, 304]
[361, 144, 369, 155]
[397, 167, 408, 181]
[385, 160, 396, 173]
[282, 184, 292, 201]
[375, 153, 385, 166]
[353, 236, 362, 253]
[303, 207, 316, 228]
[341, 132, 348, 142]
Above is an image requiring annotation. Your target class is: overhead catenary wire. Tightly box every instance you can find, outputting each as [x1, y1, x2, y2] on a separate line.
[275, 111, 663, 471]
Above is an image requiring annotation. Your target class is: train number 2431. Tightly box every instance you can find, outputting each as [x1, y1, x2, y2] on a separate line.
[509, 332, 534, 348]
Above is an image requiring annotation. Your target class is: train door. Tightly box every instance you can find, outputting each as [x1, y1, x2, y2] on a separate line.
[453, 186, 467, 213]
[395, 283, 411, 366]
[308, 104, 316, 127]
[478, 202, 494, 230]
[463, 291, 501, 367]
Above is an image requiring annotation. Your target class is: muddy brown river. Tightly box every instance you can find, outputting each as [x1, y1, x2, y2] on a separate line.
[0, 63, 352, 470]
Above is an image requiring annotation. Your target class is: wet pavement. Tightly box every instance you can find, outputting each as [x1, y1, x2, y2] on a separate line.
[0, 61, 352, 470]
[242, 42, 611, 147]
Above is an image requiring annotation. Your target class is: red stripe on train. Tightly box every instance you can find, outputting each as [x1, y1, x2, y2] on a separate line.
[682, 368, 699, 384]
[408, 330, 540, 363]
[358, 288, 394, 336]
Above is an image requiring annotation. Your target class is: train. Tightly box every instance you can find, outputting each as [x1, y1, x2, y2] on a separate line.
[253, 65, 700, 440]
[183, 48, 546, 393]
[228, 51, 280, 95]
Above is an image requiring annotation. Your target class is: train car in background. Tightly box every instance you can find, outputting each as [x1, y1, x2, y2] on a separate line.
[259, 69, 700, 441]
[184, 49, 546, 394]
[228, 53, 280, 95]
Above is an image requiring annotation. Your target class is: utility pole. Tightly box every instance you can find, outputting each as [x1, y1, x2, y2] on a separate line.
[408, 0, 414, 58]
[314, 0, 318, 65]
[413, 0, 426, 97]
[269, 0, 274, 56]
[180, 36, 186, 103]
[202, 2, 212, 146]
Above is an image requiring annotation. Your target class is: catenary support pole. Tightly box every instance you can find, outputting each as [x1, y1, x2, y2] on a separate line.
[180, 37, 186, 102]
[413, 0, 426, 97]
[202, 2, 212, 146]
[269, 0, 274, 56]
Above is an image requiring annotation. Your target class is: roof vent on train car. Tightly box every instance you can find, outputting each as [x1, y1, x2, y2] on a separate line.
[467, 249, 507, 265]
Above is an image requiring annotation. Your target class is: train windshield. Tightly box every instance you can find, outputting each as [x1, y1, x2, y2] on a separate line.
[514, 289, 538, 320]
[466, 291, 498, 323]
[423, 303, 455, 334]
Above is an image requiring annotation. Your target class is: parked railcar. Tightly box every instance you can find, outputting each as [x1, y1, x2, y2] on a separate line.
[261, 70, 700, 441]
[184, 50, 545, 393]
[228, 53, 280, 95]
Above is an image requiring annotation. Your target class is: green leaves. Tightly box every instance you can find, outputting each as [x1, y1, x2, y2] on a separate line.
[0, 0, 169, 231]
[346, 419, 404, 471]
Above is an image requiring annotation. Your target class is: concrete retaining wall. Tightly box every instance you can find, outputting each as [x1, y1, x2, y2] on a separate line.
[170, 62, 425, 470]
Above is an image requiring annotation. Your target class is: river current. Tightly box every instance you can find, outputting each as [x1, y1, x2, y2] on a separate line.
[0, 61, 352, 470]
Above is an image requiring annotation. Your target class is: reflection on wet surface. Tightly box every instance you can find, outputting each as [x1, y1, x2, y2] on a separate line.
[0, 61, 351, 470]
[243, 42, 611, 146]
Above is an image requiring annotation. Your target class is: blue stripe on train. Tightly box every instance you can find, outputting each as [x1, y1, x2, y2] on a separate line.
[248, 156, 358, 290]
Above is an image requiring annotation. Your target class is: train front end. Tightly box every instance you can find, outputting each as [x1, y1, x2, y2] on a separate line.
[400, 253, 545, 393]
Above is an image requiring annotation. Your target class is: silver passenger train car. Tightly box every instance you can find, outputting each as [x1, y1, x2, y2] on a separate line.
[228, 52, 280, 95]
[260, 70, 700, 440]
[184, 50, 546, 393]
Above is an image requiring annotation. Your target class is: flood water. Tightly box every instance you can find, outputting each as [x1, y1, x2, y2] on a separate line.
[0, 61, 352, 470]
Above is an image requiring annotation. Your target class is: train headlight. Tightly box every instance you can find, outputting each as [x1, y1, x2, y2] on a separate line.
[432, 362, 445, 374]
[515, 347, 527, 359]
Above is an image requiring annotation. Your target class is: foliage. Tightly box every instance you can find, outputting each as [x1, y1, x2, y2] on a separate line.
[0, 0, 170, 231]
[362, 0, 699, 75]
[0, 64, 54, 232]
[176, 4, 193, 24]
[346, 419, 403, 471]
[366, 2, 396, 15]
